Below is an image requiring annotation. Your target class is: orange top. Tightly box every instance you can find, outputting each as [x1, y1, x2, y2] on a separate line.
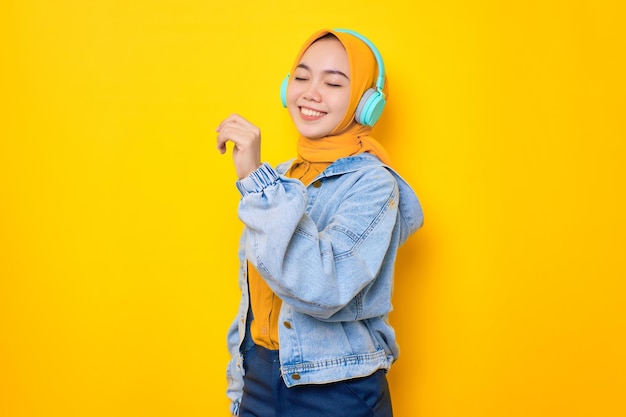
[249, 29, 392, 349]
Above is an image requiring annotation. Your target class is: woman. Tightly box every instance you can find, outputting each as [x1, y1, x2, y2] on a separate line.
[216, 28, 423, 417]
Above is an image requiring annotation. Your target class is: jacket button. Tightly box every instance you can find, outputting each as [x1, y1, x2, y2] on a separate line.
[292, 373, 301, 380]
[283, 321, 292, 329]
[312, 180, 322, 188]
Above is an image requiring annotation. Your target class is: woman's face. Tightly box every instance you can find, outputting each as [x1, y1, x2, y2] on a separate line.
[286, 37, 351, 139]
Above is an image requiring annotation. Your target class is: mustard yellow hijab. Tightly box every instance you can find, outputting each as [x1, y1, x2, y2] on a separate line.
[286, 29, 392, 182]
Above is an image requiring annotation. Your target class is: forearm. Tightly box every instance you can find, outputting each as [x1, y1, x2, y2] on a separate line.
[238, 164, 399, 318]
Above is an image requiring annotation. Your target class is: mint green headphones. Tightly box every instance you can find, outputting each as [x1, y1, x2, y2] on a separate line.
[280, 28, 387, 127]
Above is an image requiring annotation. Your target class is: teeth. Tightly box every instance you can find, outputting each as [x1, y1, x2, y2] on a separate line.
[301, 107, 324, 117]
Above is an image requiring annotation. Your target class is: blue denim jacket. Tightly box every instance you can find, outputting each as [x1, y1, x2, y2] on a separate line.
[226, 153, 423, 415]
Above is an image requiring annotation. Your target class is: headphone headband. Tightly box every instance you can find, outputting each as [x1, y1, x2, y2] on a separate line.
[332, 28, 386, 92]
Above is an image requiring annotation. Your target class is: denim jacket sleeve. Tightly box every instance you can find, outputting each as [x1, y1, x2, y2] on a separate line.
[236, 162, 400, 320]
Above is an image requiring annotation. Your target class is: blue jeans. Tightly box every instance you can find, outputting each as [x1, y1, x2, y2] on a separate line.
[239, 343, 393, 417]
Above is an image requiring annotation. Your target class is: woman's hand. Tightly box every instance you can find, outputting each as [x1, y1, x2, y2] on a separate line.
[216, 114, 262, 179]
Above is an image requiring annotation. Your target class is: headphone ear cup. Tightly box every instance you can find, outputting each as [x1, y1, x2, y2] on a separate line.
[355, 88, 387, 126]
[280, 74, 290, 107]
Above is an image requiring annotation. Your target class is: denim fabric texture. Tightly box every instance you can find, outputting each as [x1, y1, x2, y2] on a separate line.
[239, 343, 393, 417]
[226, 153, 423, 415]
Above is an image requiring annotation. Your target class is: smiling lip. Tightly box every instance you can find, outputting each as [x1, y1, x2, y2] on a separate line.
[300, 106, 326, 120]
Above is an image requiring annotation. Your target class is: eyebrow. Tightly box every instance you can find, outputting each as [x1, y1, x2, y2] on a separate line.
[296, 63, 350, 80]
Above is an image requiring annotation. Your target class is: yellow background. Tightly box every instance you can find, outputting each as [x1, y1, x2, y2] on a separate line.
[2, 1, 625, 416]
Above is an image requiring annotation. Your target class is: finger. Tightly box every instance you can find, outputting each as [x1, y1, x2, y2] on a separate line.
[217, 139, 227, 154]
[216, 113, 248, 132]
[217, 123, 256, 148]
[216, 124, 249, 154]
[216, 132, 232, 154]
[216, 125, 242, 146]
[216, 126, 232, 154]
[215, 116, 233, 133]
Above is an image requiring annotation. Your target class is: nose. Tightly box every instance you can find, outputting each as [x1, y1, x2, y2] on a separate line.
[303, 82, 322, 102]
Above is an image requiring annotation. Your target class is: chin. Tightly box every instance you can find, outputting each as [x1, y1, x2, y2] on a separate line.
[297, 129, 329, 139]
[294, 122, 334, 139]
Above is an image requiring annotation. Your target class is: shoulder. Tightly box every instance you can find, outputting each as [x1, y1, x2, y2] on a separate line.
[327, 154, 397, 189]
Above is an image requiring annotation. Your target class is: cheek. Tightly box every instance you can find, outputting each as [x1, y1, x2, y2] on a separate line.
[286, 82, 300, 105]
[330, 91, 351, 115]
[285, 86, 300, 118]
